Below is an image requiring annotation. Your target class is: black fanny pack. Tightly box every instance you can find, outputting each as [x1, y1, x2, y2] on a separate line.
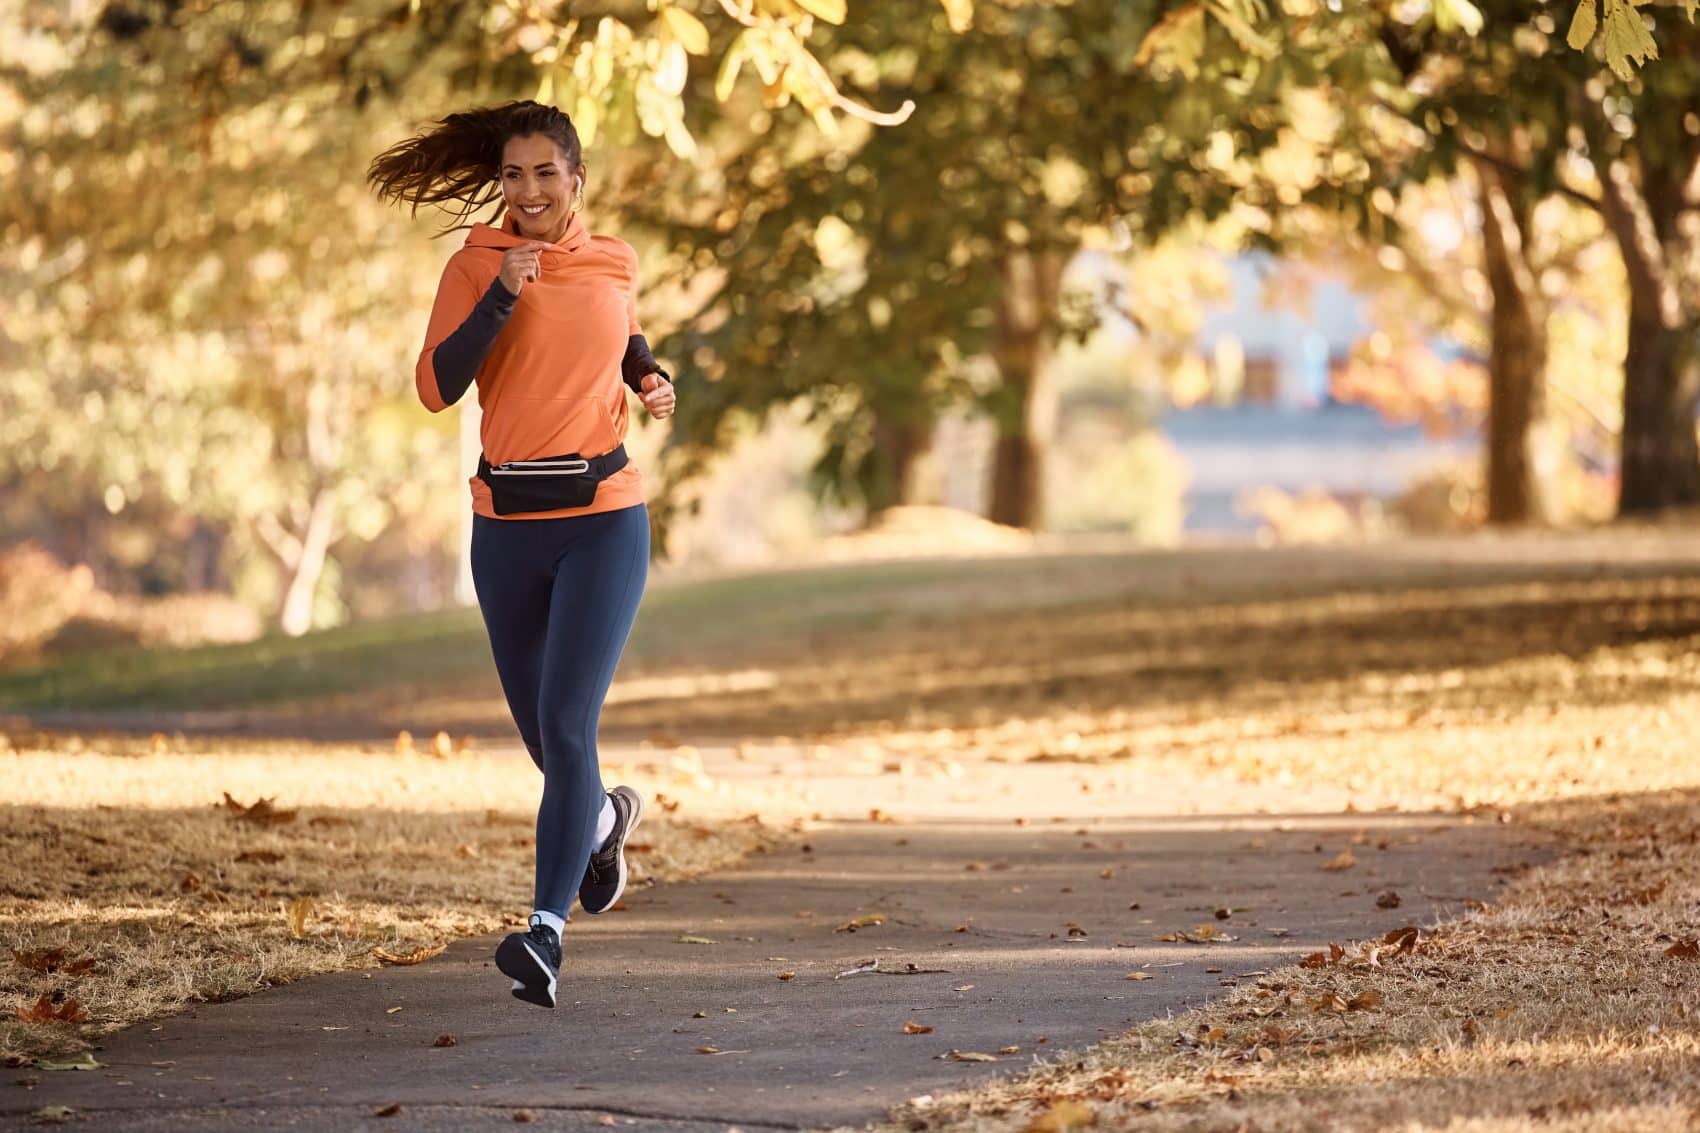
[477, 445, 628, 515]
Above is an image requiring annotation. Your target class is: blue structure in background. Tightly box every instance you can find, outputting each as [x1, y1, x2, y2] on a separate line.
[1165, 253, 1477, 533]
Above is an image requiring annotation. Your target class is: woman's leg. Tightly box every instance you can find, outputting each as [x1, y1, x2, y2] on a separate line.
[531, 504, 650, 919]
[469, 514, 554, 773]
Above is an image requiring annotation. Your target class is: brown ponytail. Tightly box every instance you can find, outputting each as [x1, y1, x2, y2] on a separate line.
[367, 100, 584, 231]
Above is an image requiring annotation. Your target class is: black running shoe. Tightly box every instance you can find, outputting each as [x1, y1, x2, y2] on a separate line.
[495, 914, 560, 1009]
[578, 786, 644, 915]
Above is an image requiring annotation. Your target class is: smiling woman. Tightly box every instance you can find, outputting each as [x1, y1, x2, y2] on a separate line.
[365, 100, 681, 1009]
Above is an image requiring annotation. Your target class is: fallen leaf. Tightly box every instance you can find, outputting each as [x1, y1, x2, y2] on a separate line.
[1665, 939, 1700, 960]
[1376, 890, 1402, 909]
[1347, 990, 1383, 1011]
[432, 1034, 457, 1048]
[1322, 849, 1357, 872]
[777, 971, 796, 981]
[998, 1045, 1021, 1054]
[286, 896, 315, 939]
[1299, 951, 1330, 968]
[1156, 924, 1237, 944]
[223, 792, 297, 826]
[902, 1020, 934, 1034]
[1026, 1099, 1097, 1131]
[512, 1110, 536, 1123]
[1383, 926, 1420, 953]
[372, 942, 447, 966]
[677, 935, 718, 945]
[13, 947, 68, 973]
[1124, 972, 1154, 981]
[14, 995, 87, 1024]
[695, 1045, 721, 1054]
[835, 912, 886, 933]
[385, 1007, 403, 1014]
[36, 1053, 101, 1072]
[373, 1102, 402, 1117]
[1623, 880, 1668, 906]
[30, 1106, 77, 1125]
[953, 984, 975, 992]
[942, 1049, 999, 1062]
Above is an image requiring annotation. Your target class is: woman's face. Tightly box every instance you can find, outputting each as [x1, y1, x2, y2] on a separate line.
[500, 133, 583, 241]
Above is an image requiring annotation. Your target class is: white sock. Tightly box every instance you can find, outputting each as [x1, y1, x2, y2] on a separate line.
[531, 909, 565, 937]
[593, 793, 616, 849]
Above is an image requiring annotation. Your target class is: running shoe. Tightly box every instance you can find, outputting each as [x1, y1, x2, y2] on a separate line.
[578, 785, 644, 915]
[495, 913, 561, 1008]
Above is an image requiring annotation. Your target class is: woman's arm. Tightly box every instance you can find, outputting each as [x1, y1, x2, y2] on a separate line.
[414, 260, 517, 413]
[618, 248, 672, 394]
[620, 334, 670, 394]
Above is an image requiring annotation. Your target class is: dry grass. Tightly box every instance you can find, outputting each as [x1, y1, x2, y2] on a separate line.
[873, 789, 1700, 1132]
[0, 729, 773, 1062]
[828, 578, 1700, 1133]
[8, 539, 1700, 1130]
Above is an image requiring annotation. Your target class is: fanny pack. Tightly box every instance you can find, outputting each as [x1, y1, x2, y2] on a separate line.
[476, 445, 628, 515]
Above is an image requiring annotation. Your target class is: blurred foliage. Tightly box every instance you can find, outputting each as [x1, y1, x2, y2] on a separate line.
[643, 0, 1400, 525]
[6, 0, 1699, 634]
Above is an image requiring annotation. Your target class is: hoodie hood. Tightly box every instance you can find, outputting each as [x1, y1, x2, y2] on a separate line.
[464, 210, 591, 255]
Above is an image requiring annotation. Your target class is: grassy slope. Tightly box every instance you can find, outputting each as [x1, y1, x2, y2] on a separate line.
[0, 558, 990, 712]
[10, 534, 1700, 714]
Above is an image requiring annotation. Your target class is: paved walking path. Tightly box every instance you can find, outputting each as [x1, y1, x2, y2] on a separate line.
[4, 799, 1538, 1131]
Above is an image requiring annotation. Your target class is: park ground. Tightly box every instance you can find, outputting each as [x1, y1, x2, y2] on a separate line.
[3, 527, 1699, 1130]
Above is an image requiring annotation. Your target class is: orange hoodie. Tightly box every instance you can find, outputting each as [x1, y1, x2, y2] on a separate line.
[415, 212, 648, 520]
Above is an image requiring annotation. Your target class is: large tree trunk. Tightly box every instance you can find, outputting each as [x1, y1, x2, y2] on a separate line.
[1592, 142, 1700, 513]
[864, 414, 933, 518]
[1475, 159, 1553, 525]
[986, 249, 1064, 529]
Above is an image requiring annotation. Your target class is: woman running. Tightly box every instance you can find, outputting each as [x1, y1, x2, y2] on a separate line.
[367, 100, 675, 1008]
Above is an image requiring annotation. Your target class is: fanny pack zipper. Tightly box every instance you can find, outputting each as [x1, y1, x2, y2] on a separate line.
[490, 457, 591, 475]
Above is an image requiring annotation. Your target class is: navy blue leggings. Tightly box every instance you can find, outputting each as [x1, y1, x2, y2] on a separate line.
[470, 504, 649, 918]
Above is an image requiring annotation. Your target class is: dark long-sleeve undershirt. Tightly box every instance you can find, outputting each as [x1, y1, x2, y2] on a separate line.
[432, 278, 675, 407]
[430, 277, 518, 407]
[621, 335, 671, 394]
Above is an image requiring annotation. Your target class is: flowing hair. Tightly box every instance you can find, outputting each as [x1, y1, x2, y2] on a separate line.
[366, 100, 583, 232]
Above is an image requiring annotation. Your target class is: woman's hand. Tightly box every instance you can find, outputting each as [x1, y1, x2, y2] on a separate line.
[498, 241, 548, 295]
[639, 373, 675, 420]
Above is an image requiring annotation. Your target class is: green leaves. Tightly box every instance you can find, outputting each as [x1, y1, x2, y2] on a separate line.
[1432, 0, 1485, 36]
[1567, 0, 1599, 50]
[1598, 0, 1660, 79]
[1566, 0, 1669, 79]
[661, 7, 711, 55]
[1134, 4, 1207, 80]
[794, 0, 848, 24]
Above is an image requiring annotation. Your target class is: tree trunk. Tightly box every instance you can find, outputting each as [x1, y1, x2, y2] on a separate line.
[865, 414, 933, 517]
[1593, 147, 1700, 513]
[986, 249, 1064, 530]
[277, 488, 336, 637]
[1475, 159, 1552, 525]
